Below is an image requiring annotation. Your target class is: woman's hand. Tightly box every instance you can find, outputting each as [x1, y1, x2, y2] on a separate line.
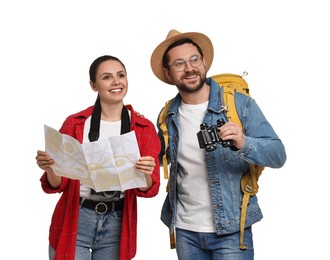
[135, 156, 156, 175]
[35, 150, 61, 188]
[35, 150, 54, 171]
[135, 156, 156, 191]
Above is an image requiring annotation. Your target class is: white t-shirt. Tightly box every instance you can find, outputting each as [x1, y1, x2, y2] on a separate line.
[79, 116, 125, 201]
[175, 101, 216, 233]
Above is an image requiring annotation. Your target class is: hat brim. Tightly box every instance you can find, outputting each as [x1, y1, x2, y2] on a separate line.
[150, 31, 214, 85]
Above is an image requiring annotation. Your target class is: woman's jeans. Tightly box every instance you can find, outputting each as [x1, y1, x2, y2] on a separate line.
[175, 227, 254, 260]
[49, 206, 123, 260]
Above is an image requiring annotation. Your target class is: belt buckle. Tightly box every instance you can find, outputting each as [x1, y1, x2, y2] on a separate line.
[95, 202, 108, 215]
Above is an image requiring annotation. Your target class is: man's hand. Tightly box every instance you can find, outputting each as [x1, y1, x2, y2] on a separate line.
[218, 121, 245, 149]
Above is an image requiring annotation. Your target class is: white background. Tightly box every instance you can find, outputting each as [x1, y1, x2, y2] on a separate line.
[1, 0, 329, 259]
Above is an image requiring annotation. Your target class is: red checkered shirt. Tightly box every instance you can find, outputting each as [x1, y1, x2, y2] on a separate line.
[40, 104, 161, 260]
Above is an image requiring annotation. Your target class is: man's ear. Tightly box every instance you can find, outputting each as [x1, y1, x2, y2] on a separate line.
[163, 68, 172, 83]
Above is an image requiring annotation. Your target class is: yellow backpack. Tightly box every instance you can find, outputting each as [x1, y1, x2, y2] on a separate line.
[157, 72, 264, 250]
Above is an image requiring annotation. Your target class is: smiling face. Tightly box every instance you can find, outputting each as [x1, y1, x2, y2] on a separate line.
[90, 59, 128, 105]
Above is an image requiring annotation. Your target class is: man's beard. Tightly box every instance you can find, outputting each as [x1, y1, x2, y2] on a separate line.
[176, 73, 206, 94]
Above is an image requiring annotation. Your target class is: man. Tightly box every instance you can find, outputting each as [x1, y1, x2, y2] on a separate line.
[150, 29, 286, 260]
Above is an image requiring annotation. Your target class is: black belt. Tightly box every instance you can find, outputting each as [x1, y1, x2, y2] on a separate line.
[80, 198, 124, 215]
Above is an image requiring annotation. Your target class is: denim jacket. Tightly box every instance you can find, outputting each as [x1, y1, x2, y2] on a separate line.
[158, 77, 286, 235]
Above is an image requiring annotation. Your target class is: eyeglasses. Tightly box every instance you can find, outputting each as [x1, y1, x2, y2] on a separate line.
[169, 55, 203, 72]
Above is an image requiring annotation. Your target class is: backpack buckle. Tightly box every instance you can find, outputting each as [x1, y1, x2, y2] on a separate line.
[244, 184, 253, 193]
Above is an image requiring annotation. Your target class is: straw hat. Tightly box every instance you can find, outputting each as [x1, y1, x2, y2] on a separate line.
[150, 29, 214, 85]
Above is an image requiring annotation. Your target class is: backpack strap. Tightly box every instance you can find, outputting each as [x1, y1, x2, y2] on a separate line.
[157, 99, 173, 181]
[222, 85, 243, 128]
[239, 164, 264, 249]
[222, 86, 263, 249]
[158, 99, 176, 249]
[213, 73, 264, 250]
[212, 72, 249, 128]
[169, 229, 176, 249]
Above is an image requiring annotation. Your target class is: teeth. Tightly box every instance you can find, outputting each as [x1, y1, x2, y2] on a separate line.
[110, 89, 121, 93]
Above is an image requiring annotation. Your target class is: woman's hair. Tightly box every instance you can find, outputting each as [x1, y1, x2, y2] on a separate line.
[89, 55, 126, 82]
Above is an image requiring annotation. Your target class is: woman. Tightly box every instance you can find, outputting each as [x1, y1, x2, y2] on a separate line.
[36, 55, 160, 260]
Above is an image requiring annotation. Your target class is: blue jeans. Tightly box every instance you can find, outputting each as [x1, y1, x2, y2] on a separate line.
[175, 227, 254, 260]
[49, 206, 123, 260]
